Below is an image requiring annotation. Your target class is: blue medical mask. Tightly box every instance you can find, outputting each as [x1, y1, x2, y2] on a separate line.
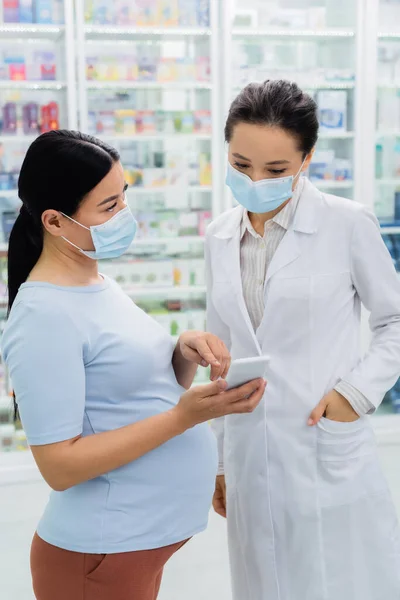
[61, 206, 137, 260]
[226, 159, 306, 214]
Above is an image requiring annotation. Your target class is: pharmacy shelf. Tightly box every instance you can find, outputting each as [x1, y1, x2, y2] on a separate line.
[378, 81, 400, 89]
[0, 135, 37, 144]
[0, 190, 18, 198]
[376, 179, 400, 186]
[99, 134, 212, 142]
[372, 413, 400, 446]
[127, 185, 212, 195]
[0, 450, 40, 485]
[378, 32, 400, 39]
[233, 82, 355, 93]
[0, 80, 66, 90]
[84, 26, 211, 38]
[377, 130, 400, 138]
[380, 226, 400, 235]
[313, 180, 354, 189]
[232, 28, 355, 38]
[318, 132, 355, 140]
[132, 236, 205, 247]
[86, 81, 212, 90]
[0, 24, 64, 39]
[124, 285, 206, 298]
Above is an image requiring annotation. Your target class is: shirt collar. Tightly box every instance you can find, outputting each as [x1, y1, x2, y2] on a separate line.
[240, 176, 305, 240]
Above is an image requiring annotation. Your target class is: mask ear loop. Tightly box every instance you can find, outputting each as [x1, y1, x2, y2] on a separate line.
[60, 212, 90, 231]
[60, 212, 93, 256]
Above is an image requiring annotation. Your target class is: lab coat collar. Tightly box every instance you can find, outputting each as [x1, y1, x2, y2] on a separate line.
[214, 178, 323, 240]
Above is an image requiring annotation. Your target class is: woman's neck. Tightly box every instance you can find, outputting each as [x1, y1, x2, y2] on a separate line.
[28, 241, 102, 287]
[249, 197, 291, 236]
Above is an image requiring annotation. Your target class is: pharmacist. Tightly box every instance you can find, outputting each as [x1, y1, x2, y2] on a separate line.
[2, 130, 266, 600]
[206, 79, 400, 600]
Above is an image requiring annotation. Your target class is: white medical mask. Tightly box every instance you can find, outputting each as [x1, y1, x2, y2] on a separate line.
[226, 158, 307, 214]
[61, 206, 137, 260]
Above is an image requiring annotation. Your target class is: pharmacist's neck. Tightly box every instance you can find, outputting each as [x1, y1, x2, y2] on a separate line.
[29, 241, 101, 287]
[249, 197, 291, 236]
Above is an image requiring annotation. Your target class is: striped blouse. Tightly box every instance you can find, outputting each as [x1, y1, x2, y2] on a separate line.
[239, 177, 373, 417]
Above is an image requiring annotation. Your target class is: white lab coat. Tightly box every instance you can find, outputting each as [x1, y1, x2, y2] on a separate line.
[205, 179, 400, 600]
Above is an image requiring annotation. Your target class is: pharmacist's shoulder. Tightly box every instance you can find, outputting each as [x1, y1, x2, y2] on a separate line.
[315, 185, 372, 224]
[205, 206, 243, 241]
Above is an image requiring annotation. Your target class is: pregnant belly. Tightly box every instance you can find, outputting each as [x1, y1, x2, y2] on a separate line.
[102, 423, 218, 541]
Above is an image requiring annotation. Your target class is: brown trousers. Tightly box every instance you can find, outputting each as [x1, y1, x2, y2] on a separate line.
[31, 533, 188, 600]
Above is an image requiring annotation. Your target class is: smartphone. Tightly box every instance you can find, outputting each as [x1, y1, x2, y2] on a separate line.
[225, 356, 270, 390]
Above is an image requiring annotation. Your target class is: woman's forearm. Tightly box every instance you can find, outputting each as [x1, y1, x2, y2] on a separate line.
[172, 343, 198, 389]
[32, 409, 186, 492]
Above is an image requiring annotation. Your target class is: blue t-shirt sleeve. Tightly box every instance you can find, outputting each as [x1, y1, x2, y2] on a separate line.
[2, 297, 85, 446]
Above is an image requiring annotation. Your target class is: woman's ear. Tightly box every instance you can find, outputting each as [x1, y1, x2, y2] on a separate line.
[42, 210, 64, 237]
[303, 148, 315, 172]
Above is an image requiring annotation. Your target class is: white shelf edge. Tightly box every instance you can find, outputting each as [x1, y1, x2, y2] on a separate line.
[127, 185, 212, 194]
[0, 80, 66, 90]
[312, 180, 354, 189]
[0, 451, 41, 486]
[377, 130, 400, 138]
[380, 226, 400, 235]
[86, 81, 212, 90]
[372, 413, 400, 446]
[123, 285, 206, 298]
[99, 133, 212, 141]
[133, 236, 205, 246]
[232, 27, 355, 38]
[234, 82, 355, 91]
[318, 132, 355, 139]
[378, 32, 400, 39]
[0, 23, 64, 37]
[84, 25, 211, 36]
[0, 190, 18, 197]
[0, 135, 37, 143]
[376, 179, 400, 185]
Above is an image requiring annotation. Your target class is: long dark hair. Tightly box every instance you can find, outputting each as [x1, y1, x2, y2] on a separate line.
[8, 130, 120, 310]
[225, 79, 319, 157]
[8, 130, 119, 420]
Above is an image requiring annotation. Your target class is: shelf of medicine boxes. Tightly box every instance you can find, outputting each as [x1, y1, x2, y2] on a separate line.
[0, 24, 65, 40]
[2, 412, 400, 486]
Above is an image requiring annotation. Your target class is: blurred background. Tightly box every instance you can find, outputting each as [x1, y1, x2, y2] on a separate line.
[0, 1, 400, 598]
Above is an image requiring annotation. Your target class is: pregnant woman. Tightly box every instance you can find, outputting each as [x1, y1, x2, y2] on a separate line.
[206, 79, 400, 600]
[2, 130, 265, 600]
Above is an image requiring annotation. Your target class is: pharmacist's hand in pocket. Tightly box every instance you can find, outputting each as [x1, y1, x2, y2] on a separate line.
[308, 389, 359, 426]
[178, 331, 231, 381]
[213, 475, 227, 519]
[174, 378, 266, 430]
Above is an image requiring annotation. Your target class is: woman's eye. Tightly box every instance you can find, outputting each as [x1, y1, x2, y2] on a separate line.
[106, 202, 118, 212]
[234, 161, 250, 169]
[269, 169, 286, 175]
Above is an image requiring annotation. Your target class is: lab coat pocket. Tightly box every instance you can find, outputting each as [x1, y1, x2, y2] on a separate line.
[316, 417, 387, 505]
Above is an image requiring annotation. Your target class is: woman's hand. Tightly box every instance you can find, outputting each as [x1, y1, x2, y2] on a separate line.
[308, 389, 359, 426]
[213, 475, 227, 519]
[178, 331, 231, 381]
[173, 377, 266, 431]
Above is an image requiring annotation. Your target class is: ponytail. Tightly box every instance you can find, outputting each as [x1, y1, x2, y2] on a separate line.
[8, 205, 43, 312]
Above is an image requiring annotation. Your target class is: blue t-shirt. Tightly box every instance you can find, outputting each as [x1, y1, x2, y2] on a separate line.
[2, 277, 218, 553]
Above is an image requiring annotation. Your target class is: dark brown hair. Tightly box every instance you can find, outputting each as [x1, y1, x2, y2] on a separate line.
[225, 79, 319, 157]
